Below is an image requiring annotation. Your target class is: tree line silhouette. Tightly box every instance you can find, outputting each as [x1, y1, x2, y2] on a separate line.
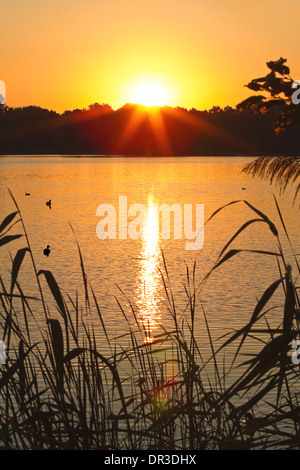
[0, 100, 299, 156]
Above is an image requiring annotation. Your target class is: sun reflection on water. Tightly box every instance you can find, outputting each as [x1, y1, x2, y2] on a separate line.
[135, 195, 161, 343]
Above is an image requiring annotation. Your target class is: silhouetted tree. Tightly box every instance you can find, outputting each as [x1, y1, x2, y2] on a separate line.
[88, 103, 112, 114]
[0, 103, 8, 113]
[238, 59, 300, 202]
[237, 58, 300, 134]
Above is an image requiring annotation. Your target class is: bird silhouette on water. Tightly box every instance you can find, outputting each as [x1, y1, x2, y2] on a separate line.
[43, 245, 51, 257]
[25, 192, 30, 196]
[46, 199, 52, 209]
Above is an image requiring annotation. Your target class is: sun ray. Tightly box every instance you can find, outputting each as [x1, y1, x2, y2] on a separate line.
[148, 108, 173, 156]
[113, 105, 146, 154]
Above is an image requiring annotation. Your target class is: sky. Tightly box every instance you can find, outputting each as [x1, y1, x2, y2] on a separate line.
[1, 0, 300, 113]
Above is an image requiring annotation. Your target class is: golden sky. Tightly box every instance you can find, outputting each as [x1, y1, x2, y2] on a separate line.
[1, 0, 300, 113]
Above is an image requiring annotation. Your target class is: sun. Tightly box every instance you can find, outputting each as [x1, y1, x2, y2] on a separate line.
[120, 74, 179, 109]
[130, 80, 169, 108]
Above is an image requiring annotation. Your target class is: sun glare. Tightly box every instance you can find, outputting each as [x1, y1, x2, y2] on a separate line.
[130, 81, 169, 108]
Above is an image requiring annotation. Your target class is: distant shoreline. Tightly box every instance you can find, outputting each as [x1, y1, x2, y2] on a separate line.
[1, 154, 296, 158]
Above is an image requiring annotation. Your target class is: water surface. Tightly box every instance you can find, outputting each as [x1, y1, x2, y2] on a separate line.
[0, 156, 298, 365]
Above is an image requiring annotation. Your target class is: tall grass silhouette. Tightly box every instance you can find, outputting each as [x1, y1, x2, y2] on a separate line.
[0, 188, 299, 450]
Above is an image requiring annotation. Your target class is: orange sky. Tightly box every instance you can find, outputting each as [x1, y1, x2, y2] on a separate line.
[1, 0, 300, 113]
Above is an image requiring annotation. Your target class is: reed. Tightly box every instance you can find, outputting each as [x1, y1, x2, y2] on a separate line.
[0, 191, 299, 450]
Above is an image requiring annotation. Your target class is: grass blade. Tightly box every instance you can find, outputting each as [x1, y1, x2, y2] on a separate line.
[47, 318, 64, 396]
[10, 248, 30, 296]
[0, 211, 19, 234]
[0, 235, 23, 248]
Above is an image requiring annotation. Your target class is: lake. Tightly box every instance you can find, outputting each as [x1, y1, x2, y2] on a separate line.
[0, 155, 299, 372]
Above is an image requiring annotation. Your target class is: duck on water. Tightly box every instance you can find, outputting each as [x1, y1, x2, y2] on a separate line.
[43, 245, 51, 257]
